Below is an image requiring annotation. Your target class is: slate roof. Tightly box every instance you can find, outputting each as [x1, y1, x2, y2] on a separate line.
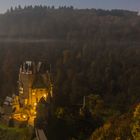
[32, 74, 47, 89]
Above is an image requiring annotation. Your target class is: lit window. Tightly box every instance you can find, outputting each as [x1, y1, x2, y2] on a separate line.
[25, 99, 28, 105]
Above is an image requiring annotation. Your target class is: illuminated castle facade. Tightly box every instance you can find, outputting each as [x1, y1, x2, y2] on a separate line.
[12, 61, 53, 122]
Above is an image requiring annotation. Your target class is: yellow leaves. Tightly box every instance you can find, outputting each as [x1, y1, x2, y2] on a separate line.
[133, 104, 140, 118]
[55, 107, 65, 119]
[103, 122, 111, 131]
[131, 103, 140, 140]
[90, 122, 111, 140]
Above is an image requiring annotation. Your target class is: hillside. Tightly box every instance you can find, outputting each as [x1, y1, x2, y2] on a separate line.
[0, 6, 139, 139]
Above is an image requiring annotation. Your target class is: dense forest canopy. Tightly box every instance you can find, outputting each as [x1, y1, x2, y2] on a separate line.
[0, 6, 139, 139]
[0, 6, 139, 39]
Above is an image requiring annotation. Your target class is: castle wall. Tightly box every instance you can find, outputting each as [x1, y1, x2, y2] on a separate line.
[19, 73, 34, 105]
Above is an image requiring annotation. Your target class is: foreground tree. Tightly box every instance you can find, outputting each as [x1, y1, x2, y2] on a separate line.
[131, 103, 140, 140]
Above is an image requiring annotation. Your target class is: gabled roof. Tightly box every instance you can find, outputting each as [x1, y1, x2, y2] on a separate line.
[32, 74, 47, 89]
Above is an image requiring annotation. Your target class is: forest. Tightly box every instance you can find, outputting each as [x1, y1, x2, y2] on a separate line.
[0, 6, 140, 140]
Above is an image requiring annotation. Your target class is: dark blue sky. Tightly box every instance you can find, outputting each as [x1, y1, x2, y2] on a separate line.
[0, 0, 140, 13]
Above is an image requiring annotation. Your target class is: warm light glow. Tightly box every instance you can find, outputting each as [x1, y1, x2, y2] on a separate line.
[32, 92, 35, 95]
[34, 102, 37, 106]
[43, 94, 47, 98]
[25, 99, 28, 105]
[22, 115, 26, 119]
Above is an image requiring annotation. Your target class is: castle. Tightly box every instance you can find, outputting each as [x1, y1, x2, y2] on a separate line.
[12, 61, 53, 124]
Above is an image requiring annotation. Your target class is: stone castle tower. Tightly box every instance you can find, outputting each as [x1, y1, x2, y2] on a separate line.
[12, 61, 53, 121]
